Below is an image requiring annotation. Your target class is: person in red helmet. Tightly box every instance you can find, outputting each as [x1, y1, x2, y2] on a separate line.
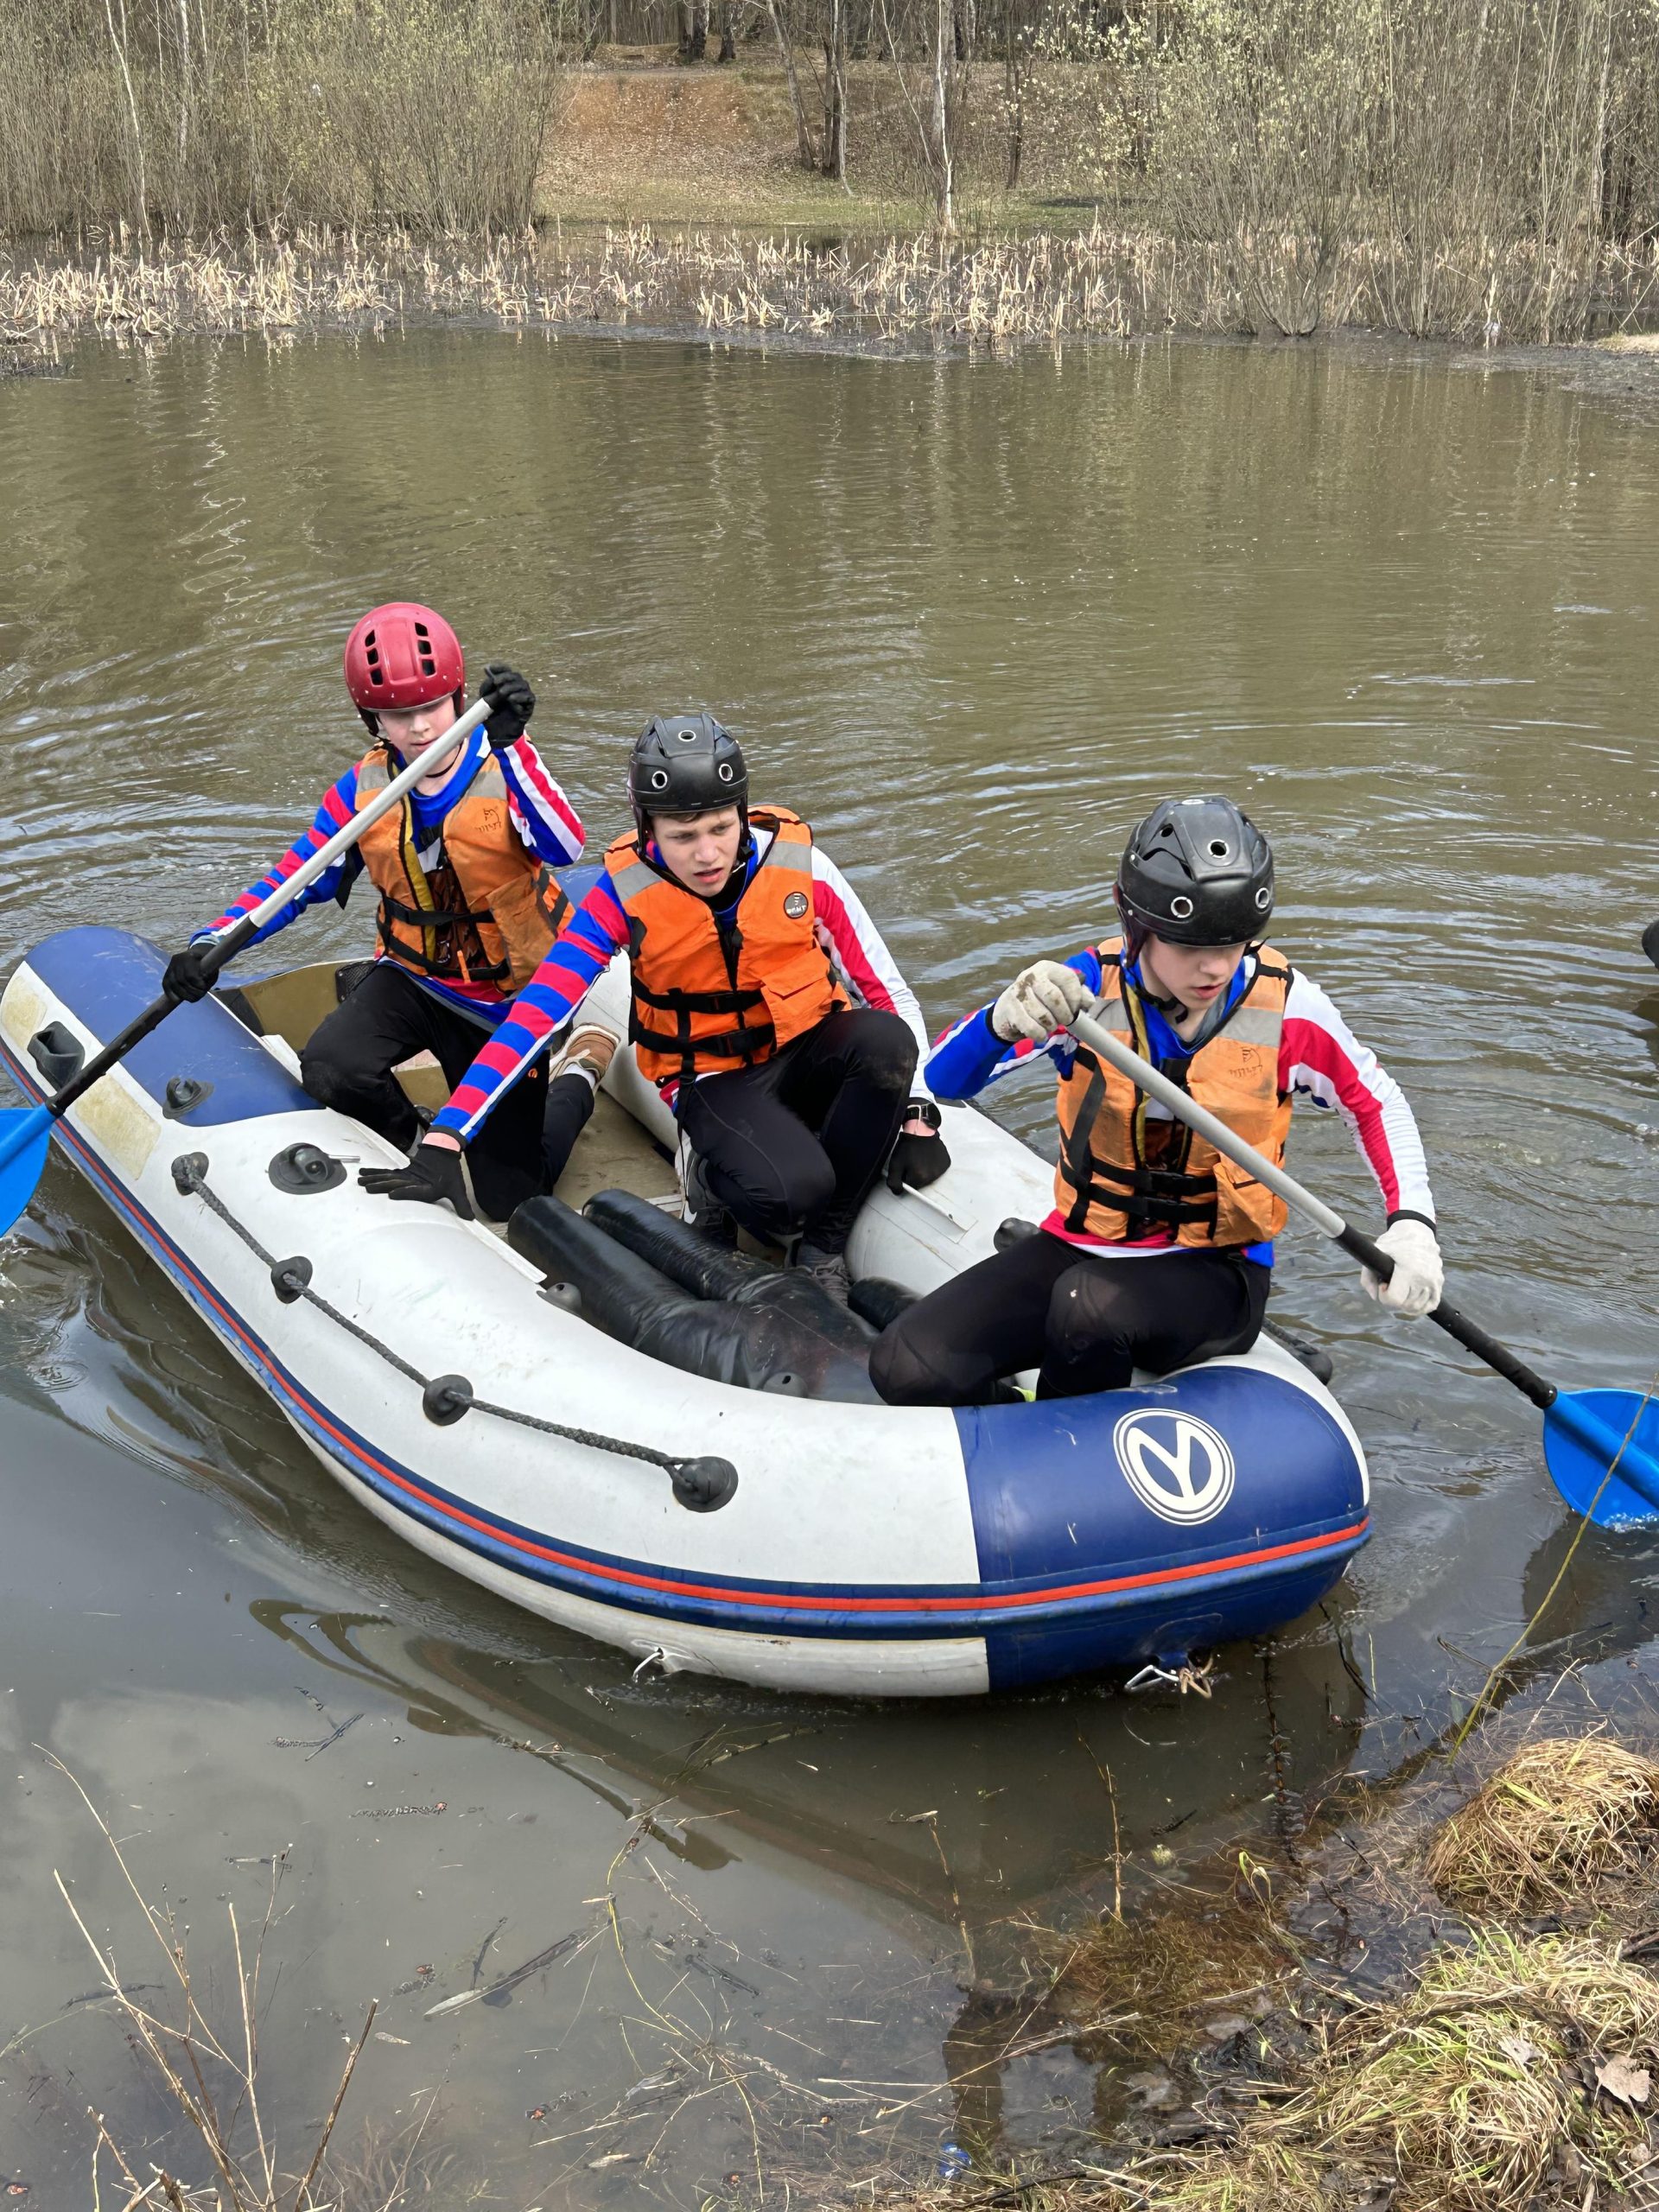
[161, 602, 595, 1215]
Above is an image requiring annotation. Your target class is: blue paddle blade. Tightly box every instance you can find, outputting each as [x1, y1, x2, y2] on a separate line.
[1544, 1389, 1659, 1528]
[0, 1104, 54, 1236]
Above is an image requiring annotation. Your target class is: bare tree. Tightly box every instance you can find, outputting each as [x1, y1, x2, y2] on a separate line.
[819, 0, 848, 180]
[765, 0, 818, 165]
[879, 0, 963, 232]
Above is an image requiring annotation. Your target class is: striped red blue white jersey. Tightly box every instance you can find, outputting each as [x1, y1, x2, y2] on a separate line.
[925, 944, 1433, 1256]
[432, 822, 934, 1141]
[194, 728, 583, 1013]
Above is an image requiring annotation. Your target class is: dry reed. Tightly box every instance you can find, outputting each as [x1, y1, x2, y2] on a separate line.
[40, 1751, 383, 2211]
[1425, 1738, 1659, 1914]
[5, 216, 1658, 353]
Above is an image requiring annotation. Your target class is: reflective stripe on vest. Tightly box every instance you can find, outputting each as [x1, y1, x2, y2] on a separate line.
[605, 808, 849, 1086]
[1052, 937, 1294, 1249]
[355, 746, 569, 992]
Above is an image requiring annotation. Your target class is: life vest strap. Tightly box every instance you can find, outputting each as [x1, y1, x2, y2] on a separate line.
[1057, 1150, 1221, 1229]
[630, 1014, 779, 1068]
[375, 892, 511, 982]
[631, 977, 768, 1020]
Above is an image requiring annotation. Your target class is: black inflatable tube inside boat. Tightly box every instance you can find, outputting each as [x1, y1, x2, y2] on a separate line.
[582, 1187, 877, 1354]
[508, 1195, 880, 1404]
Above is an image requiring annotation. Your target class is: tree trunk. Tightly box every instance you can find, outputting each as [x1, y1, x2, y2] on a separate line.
[1001, 0, 1023, 188]
[677, 0, 709, 60]
[932, 0, 956, 232]
[717, 0, 736, 59]
[765, 0, 817, 167]
[822, 0, 848, 181]
[105, 0, 151, 238]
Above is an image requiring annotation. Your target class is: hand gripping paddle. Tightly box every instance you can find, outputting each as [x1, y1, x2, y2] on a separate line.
[0, 698, 493, 1239]
[1066, 1008, 1659, 1530]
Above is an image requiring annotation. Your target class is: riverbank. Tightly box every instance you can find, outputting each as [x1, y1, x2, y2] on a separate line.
[5, 220, 1659, 359]
[68, 1689, 1659, 2209]
[844, 1726, 1659, 2212]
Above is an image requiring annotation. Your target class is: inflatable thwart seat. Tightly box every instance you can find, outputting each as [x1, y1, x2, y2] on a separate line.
[0, 924, 1371, 1698]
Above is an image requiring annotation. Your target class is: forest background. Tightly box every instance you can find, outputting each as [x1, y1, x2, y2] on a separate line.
[3, 0, 1657, 349]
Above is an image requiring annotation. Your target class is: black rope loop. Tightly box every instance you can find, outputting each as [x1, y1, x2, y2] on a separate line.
[171, 1155, 738, 1510]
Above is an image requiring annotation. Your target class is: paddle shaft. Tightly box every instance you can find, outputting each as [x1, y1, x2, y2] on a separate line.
[1066, 1008, 1558, 1413]
[37, 699, 493, 1126]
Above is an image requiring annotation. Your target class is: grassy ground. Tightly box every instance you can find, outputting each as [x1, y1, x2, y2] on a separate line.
[539, 53, 1073, 233]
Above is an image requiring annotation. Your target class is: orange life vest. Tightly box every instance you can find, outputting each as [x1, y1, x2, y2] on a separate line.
[1053, 937, 1294, 1248]
[354, 744, 569, 993]
[606, 808, 849, 1086]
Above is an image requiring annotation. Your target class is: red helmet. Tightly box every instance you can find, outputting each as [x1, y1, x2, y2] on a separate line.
[343, 602, 464, 715]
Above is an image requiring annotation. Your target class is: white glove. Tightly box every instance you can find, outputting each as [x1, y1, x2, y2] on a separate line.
[1361, 1218, 1443, 1318]
[992, 960, 1090, 1044]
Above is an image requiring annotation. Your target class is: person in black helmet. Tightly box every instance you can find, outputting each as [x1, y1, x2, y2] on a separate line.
[364, 715, 949, 1301]
[871, 795, 1443, 1405]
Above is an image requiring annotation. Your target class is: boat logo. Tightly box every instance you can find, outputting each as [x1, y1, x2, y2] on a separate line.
[1111, 1409, 1236, 1526]
[784, 891, 810, 918]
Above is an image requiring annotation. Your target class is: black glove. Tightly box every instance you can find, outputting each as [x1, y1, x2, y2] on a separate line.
[162, 944, 216, 1004]
[479, 662, 536, 750]
[887, 1101, 950, 1195]
[358, 1139, 475, 1218]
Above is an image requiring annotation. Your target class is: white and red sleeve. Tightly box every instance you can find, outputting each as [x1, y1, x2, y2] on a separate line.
[1281, 969, 1434, 1221]
[499, 735, 585, 865]
[809, 843, 934, 1097]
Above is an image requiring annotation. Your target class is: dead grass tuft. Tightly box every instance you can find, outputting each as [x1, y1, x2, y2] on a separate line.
[1307, 1927, 1659, 2210]
[1043, 1892, 1294, 2059]
[1425, 1738, 1659, 1914]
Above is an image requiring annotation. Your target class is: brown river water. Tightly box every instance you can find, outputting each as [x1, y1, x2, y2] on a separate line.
[3, 329, 1659, 2203]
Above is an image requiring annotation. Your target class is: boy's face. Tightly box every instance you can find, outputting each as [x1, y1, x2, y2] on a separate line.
[1139, 933, 1249, 1011]
[376, 692, 458, 760]
[652, 806, 744, 897]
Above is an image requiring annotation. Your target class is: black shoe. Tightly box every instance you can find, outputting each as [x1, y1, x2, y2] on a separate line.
[794, 1245, 851, 1308]
[681, 1146, 738, 1249]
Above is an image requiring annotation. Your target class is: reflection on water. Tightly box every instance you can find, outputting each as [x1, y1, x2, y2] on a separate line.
[3, 329, 1659, 2197]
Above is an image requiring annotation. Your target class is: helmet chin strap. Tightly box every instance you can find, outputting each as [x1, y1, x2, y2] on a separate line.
[1131, 938, 1182, 1016]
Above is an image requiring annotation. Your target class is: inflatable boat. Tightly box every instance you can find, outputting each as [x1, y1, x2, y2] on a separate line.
[0, 922, 1370, 1698]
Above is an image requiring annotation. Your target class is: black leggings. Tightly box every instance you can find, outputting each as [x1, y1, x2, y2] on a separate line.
[299, 960, 593, 1218]
[870, 1232, 1271, 1405]
[675, 1007, 918, 1256]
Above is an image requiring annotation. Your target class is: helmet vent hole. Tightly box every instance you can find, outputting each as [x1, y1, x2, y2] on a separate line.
[651, 769, 669, 789]
[1255, 887, 1272, 910]
[1170, 895, 1195, 919]
[718, 763, 733, 781]
[1208, 839, 1229, 858]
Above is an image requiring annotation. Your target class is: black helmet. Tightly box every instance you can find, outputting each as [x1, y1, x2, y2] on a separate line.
[1114, 796, 1274, 948]
[628, 714, 748, 838]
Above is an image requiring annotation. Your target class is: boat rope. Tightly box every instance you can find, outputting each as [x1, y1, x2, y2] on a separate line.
[168, 1152, 738, 1512]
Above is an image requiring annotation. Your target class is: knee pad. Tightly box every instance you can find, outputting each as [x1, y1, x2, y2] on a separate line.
[869, 1320, 938, 1406]
[1046, 1262, 1133, 1360]
[297, 1047, 357, 1110]
[851, 1010, 920, 1090]
[739, 1152, 837, 1242]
